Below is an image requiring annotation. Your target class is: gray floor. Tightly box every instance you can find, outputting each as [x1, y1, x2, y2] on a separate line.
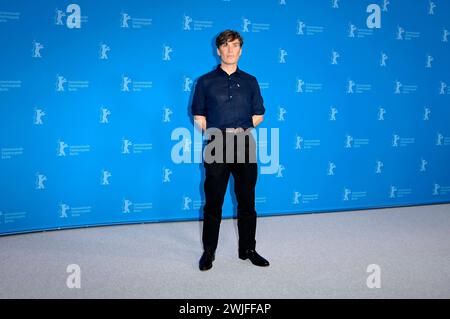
[1, 203, 449, 299]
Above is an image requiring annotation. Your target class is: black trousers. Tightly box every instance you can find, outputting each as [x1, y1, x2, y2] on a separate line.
[202, 132, 258, 254]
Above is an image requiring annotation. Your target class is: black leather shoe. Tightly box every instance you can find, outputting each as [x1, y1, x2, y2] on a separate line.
[199, 251, 215, 271]
[239, 249, 270, 267]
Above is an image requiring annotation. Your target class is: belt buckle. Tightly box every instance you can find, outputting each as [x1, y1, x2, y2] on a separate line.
[225, 127, 244, 134]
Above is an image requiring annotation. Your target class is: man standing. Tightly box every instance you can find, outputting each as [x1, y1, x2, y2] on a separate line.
[191, 30, 269, 271]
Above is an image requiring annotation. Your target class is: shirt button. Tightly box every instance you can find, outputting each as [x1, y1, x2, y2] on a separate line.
[230, 95, 232, 99]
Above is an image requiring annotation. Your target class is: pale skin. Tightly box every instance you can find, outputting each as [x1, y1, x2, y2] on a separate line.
[194, 38, 264, 131]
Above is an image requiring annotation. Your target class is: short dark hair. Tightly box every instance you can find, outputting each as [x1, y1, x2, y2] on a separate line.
[215, 29, 244, 49]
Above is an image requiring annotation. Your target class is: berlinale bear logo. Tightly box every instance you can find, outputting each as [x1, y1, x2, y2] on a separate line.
[55, 4, 81, 29]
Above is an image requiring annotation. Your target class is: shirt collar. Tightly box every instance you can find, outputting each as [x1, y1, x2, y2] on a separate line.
[216, 64, 241, 77]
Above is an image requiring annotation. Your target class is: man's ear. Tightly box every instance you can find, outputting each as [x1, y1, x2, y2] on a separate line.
[216, 48, 220, 56]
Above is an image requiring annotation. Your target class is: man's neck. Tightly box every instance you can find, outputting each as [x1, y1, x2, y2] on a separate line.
[220, 63, 238, 75]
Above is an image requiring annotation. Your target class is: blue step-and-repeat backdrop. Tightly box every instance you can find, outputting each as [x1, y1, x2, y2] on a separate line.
[1, 0, 449, 235]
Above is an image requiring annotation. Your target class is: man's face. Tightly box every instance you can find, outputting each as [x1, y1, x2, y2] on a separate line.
[217, 39, 242, 65]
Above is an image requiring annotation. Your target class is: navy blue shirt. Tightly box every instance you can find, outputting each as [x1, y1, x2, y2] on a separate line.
[191, 64, 265, 129]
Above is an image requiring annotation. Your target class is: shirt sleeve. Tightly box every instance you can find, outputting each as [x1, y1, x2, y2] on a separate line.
[191, 78, 206, 116]
[251, 77, 265, 115]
